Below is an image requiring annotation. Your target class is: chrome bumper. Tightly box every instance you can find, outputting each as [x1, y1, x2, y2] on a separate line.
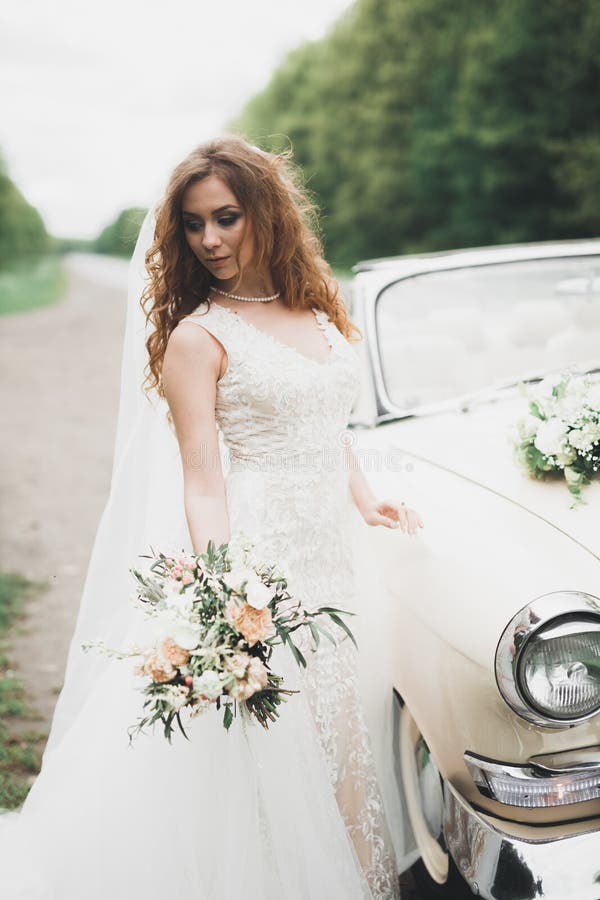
[443, 779, 600, 899]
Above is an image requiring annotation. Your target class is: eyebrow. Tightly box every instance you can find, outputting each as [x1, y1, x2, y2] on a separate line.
[182, 205, 240, 218]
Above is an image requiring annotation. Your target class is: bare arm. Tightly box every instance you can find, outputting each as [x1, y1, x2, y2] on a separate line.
[346, 444, 377, 515]
[162, 322, 230, 554]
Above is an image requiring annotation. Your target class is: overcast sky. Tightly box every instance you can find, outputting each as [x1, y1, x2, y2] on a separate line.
[1, 0, 352, 239]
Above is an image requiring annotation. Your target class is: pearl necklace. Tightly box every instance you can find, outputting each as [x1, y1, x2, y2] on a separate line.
[210, 286, 279, 303]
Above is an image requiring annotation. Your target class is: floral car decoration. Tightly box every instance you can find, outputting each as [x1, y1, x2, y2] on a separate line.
[512, 369, 600, 507]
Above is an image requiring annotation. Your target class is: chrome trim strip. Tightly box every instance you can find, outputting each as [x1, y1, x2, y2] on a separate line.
[464, 750, 600, 808]
[495, 591, 600, 728]
[443, 778, 600, 899]
[353, 237, 600, 274]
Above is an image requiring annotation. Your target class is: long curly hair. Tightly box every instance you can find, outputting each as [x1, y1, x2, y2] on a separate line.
[141, 134, 361, 403]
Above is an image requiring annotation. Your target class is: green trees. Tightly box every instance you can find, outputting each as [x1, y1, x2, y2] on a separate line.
[0, 152, 49, 268]
[232, 0, 600, 267]
[93, 207, 148, 257]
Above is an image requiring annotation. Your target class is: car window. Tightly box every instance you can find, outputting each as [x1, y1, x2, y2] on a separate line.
[376, 256, 600, 410]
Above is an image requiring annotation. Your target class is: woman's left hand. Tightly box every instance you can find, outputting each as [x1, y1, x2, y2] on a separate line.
[361, 498, 424, 535]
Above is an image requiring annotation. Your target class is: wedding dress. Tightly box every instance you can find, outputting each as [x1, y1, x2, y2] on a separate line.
[0, 219, 416, 898]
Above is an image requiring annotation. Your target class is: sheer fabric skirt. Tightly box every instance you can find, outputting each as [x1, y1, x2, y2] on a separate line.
[0, 463, 416, 900]
[0, 636, 377, 899]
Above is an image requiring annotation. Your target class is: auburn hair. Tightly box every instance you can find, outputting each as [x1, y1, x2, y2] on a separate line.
[140, 134, 361, 403]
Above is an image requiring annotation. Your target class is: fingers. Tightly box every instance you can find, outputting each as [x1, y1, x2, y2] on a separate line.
[370, 500, 424, 534]
[378, 508, 409, 532]
[387, 502, 424, 535]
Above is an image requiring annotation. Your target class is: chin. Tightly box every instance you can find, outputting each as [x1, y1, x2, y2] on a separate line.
[211, 265, 238, 282]
[213, 271, 236, 281]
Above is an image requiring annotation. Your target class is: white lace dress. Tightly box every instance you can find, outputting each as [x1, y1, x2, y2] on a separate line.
[183, 301, 401, 898]
[0, 300, 405, 900]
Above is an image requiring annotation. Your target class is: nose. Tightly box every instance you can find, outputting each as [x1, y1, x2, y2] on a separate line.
[202, 222, 221, 251]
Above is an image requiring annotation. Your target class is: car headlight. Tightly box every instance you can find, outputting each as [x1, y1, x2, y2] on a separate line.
[496, 591, 600, 727]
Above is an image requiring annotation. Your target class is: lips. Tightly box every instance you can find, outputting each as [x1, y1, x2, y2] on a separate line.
[206, 256, 229, 264]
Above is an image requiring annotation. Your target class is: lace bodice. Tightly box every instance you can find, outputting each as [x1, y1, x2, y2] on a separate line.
[185, 301, 361, 473]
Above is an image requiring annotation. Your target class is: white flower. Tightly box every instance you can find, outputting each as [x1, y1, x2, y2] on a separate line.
[533, 417, 569, 458]
[554, 392, 586, 425]
[162, 685, 189, 711]
[222, 566, 255, 592]
[193, 670, 223, 700]
[244, 575, 273, 610]
[517, 414, 540, 441]
[555, 446, 577, 467]
[223, 565, 274, 609]
[152, 610, 202, 651]
[584, 383, 600, 412]
[568, 423, 600, 453]
[162, 583, 193, 611]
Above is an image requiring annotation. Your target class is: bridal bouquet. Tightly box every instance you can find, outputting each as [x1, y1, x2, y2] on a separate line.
[82, 535, 356, 742]
[511, 370, 600, 506]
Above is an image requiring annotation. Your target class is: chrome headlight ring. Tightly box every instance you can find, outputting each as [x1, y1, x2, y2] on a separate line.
[495, 590, 600, 728]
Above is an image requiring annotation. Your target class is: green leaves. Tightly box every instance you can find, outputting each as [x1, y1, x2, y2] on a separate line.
[231, 0, 600, 267]
[528, 400, 545, 421]
[316, 607, 359, 650]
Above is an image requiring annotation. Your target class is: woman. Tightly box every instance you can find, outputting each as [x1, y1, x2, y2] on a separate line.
[0, 135, 422, 899]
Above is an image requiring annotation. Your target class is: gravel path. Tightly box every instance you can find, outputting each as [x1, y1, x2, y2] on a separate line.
[0, 253, 128, 726]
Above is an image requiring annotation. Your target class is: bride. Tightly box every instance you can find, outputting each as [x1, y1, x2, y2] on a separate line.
[0, 135, 422, 899]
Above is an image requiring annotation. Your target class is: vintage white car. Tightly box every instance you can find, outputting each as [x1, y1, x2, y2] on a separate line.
[347, 239, 600, 899]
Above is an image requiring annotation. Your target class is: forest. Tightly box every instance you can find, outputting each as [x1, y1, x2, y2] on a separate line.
[0, 151, 50, 267]
[232, 0, 600, 268]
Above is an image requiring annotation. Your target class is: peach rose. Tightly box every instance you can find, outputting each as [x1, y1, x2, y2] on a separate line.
[230, 679, 256, 701]
[225, 601, 274, 646]
[247, 657, 269, 692]
[140, 651, 176, 683]
[224, 651, 251, 678]
[224, 653, 269, 700]
[161, 637, 191, 668]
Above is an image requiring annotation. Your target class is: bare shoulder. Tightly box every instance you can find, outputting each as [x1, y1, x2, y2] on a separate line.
[163, 317, 225, 385]
[169, 315, 226, 359]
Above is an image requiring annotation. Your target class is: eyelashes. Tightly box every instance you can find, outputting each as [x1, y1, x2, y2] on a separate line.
[184, 214, 241, 232]
[219, 215, 241, 227]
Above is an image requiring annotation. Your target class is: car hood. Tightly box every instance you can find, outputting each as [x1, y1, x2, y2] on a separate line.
[381, 391, 600, 560]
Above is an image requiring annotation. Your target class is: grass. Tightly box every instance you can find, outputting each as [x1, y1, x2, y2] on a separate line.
[0, 254, 67, 316]
[0, 571, 49, 810]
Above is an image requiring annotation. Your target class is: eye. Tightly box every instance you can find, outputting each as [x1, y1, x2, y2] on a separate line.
[184, 220, 202, 232]
[218, 215, 240, 227]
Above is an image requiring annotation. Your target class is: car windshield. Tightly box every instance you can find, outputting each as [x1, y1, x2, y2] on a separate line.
[376, 255, 600, 411]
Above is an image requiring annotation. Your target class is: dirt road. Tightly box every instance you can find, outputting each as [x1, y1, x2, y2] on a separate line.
[0, 254, 128, 726]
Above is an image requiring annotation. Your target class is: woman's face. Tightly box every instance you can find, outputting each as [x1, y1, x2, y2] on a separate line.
[181, 175, 254, 281]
